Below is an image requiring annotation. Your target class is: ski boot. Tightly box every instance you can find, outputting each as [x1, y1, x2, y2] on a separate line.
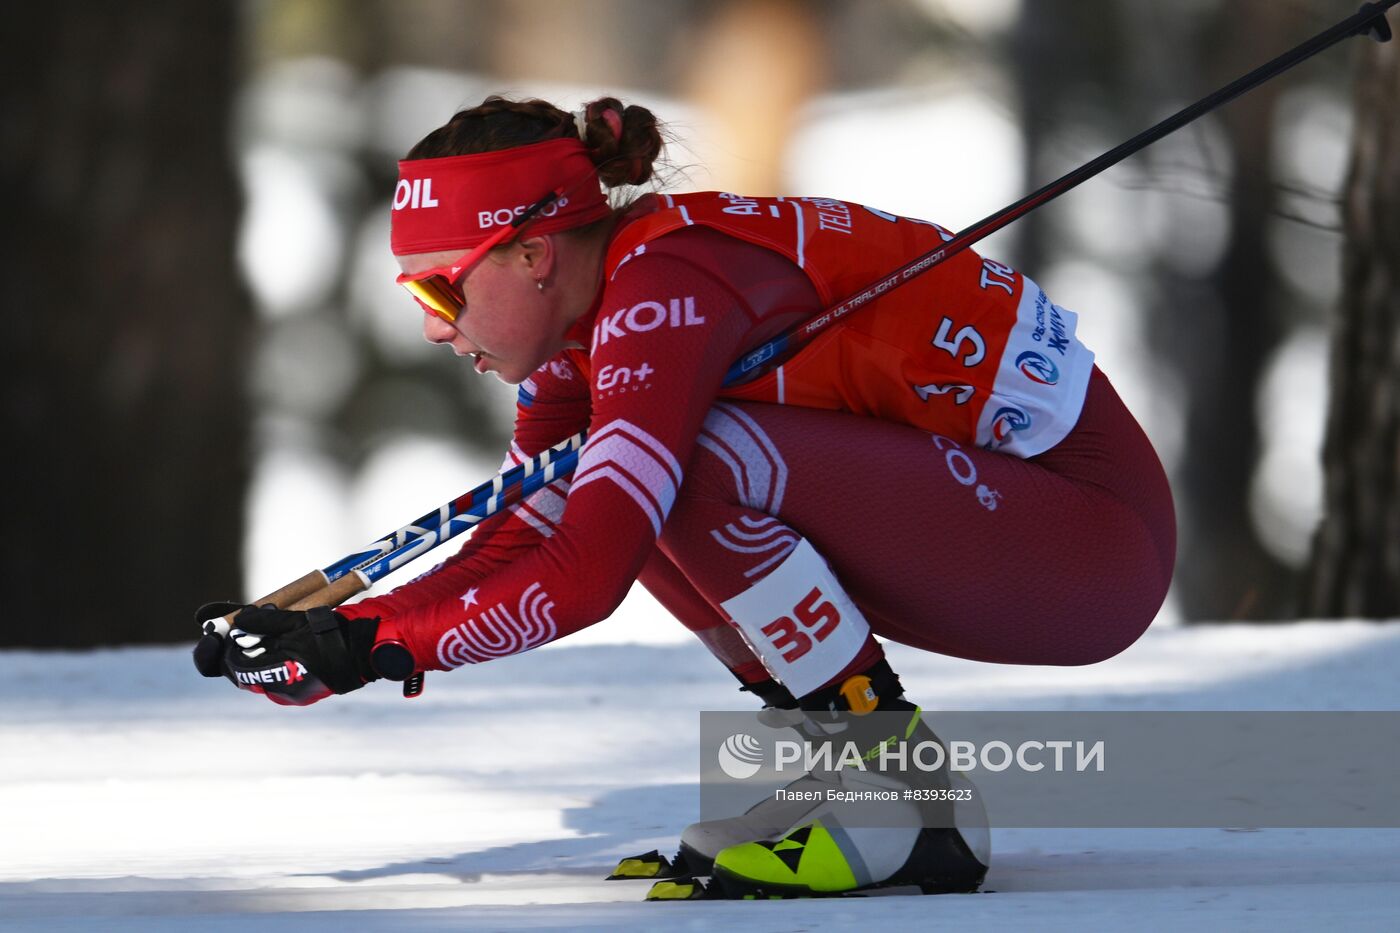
[702, 663, 989, 899]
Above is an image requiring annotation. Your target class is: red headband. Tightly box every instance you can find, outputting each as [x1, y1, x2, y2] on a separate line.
[390, 138, 611, 256]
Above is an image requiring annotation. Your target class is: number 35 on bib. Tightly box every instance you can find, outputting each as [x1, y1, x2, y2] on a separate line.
[721, 538, 871, 697]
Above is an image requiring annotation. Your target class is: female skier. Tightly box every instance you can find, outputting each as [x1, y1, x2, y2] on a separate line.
[199, 96, 1175, 899]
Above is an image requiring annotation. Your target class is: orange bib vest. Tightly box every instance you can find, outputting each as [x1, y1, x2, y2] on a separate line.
[602, 192, 1095, 458]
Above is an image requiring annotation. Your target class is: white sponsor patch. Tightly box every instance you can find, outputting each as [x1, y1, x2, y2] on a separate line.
[976, 278, 1095, 457]
[721, 538, 870, 697]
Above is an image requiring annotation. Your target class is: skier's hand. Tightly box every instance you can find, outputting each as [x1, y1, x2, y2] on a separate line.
[194, 603, 381, 706]
[192, 600, 241, 680]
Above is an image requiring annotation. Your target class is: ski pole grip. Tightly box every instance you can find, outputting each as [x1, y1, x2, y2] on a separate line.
[250, 570, 330, 610]
[287, 571, 370, 612]
[209, 569, 330, 635]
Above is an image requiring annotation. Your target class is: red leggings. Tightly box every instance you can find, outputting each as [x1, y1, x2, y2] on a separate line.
[640, 367, 1176, 681]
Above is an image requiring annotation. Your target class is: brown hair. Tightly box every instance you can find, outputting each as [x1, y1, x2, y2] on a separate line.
[406, 95, 664, 190]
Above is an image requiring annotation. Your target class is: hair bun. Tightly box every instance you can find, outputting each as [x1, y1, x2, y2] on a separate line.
[582, 97, 662, 188]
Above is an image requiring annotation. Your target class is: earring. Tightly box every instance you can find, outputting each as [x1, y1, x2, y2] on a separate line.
[536, 277, 545, 292]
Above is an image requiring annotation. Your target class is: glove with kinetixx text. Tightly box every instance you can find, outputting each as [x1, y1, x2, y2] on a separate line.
[191, 602, 416, 706]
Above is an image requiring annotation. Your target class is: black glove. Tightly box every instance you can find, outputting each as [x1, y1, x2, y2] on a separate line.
[192, 602, 380, 706]
[192, 601, 241, 679]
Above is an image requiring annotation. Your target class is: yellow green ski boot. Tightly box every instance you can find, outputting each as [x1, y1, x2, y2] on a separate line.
[710, 816, 986, 898]
[709, 662, 989, 898]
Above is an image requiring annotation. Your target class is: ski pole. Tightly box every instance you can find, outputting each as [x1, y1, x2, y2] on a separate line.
[206, 433, 584, 635]
[274, 443, 585, 616]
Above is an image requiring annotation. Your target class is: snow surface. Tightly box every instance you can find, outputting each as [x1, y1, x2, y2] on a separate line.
[2, 610, 1398, 932]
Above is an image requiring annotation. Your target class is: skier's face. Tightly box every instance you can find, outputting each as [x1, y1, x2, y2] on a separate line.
[399, 237, 563, 385]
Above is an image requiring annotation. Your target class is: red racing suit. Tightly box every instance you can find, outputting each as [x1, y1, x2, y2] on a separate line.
[338, 193, 1171, 675]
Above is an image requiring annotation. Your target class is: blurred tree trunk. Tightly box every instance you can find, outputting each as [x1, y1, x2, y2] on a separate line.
[1011, 0, 1127, 274]
[1017, 1, 1303, 620]
[0, 2, 250, 647]
[1304, 37, 1400, 617]
[1169, 0, 1297, 621]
